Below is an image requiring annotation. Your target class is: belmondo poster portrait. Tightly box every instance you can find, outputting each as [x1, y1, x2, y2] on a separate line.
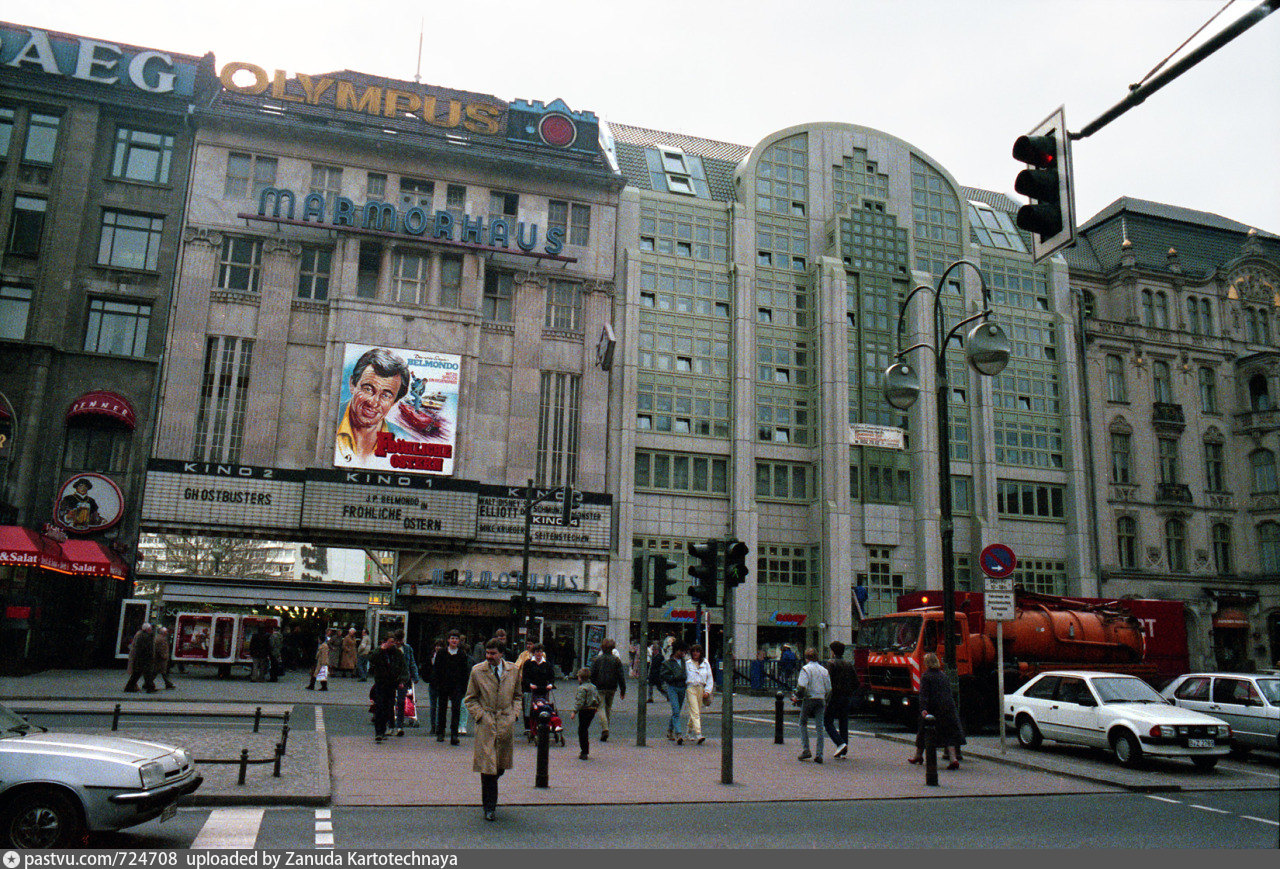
[333, 343, 460, 475]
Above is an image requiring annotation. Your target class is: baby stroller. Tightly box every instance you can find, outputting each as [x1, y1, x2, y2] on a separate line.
[526, 692, 565, 746]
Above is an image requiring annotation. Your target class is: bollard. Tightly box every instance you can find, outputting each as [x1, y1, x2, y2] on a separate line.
[922, 714, 938, 787]
[273, 743, 283, 778]
[774, 691, 786, 744]
[283, 709, 291, 727]
[535, 710, 551, 789]
[112, 703, 121, 731]
[253, 707, 262, 733]
[280, 723, 290, 754]
[237, 749, 249, 785]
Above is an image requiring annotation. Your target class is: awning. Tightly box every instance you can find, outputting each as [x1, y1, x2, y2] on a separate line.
[0, 526, 44, 567]
[59, 539, 128, 580]
[1213, 607, 1250, 629]
[66, 391, 136, 430]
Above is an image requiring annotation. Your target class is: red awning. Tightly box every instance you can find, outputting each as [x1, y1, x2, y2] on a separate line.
[0, 526, 44, 568]
[66, 391, 136, 430]
[58, 539, 127, 579]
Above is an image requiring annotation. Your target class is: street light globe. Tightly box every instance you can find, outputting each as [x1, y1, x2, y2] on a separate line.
[883, 362, 920, 410]
[965, 321, 1011, 377]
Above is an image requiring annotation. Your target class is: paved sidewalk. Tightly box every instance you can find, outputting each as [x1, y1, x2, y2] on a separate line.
[4, 668, 1276, 808]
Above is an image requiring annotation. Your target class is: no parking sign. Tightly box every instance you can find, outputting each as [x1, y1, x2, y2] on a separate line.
[979, 543, 1016, 579]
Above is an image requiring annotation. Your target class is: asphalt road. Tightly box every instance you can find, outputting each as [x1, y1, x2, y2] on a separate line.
[95, 791, 1280, 849]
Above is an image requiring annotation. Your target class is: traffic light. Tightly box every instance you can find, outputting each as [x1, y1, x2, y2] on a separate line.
[724, 540, 750, 589]
[1012, 106, 1075, 261]
[510, 594, 522, 618]
[652, 554, 677, 607]
[686, 539, 720, 607]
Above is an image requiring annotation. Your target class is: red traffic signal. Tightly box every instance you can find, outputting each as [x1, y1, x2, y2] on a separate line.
[1011, 107, 1076, 261]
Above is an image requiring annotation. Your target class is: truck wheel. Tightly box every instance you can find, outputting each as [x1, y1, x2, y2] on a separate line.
[1111, 729, 1143, 768]
[0, 787, 84, 849]
[1016, 715, 1042, 749]
[1191, 756, 1218, 771]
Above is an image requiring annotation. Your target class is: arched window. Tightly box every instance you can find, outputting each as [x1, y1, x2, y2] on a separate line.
[1110, 432, 1132, 483]
[1203, 440, 1224, 491]
[1186, 297, 1200, 334]
[1164, 517, 1186, 572]
[1117, 516, 1137, 569]
[1154, 292, 1169, 329]
[1211, 523, 1232, 575]
[1251, 449, 1277, 493]
[1105, 355, 1127, 402]
[1152, 360, 1172, 404]
[1259, 522, 1280, 573]
[1249, 373, 1271, 411]
[1141, 290, 1154, 327]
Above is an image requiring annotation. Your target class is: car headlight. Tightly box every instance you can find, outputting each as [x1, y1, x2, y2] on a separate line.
[173, 748, 190, 768]
[140, 761, 165, 789]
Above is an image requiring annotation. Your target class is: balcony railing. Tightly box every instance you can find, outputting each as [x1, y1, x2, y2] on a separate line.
[1156, 483, 1193, 504]
[1152, 403, 1185, 429]
[1235, 408, 1280, 435]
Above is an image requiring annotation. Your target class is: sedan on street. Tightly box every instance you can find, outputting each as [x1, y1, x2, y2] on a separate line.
[1005, 670, 1231, 770]
[1160, 672, 1280, 757]
[0, 704, 202, 848]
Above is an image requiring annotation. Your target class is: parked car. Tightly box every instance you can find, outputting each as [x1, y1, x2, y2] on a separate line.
[1005, 670, 1231, 770]
[0, 704, 202, 848]
[1160, 672, 1280, 757]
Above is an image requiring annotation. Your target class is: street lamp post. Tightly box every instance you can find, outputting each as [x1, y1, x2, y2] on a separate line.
[883, 260, 1011, 699]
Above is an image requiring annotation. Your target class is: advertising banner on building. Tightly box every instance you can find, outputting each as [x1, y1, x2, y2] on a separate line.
[333, 344, 460, 476]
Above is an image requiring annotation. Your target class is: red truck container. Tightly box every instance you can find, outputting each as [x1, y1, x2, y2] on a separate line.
[855, 590, 1188, 729]
[172, 612, 281, 667]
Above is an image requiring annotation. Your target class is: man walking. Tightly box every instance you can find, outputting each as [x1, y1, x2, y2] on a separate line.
[123, 623, 156, 693]
[588, 637, 626, 742]
[368, 631, 409, 743]
[464, 638, 521, 821]
[432, 630, 470, 744]
[823, 641, 857, 759]
[795, 647, 831, 763]
[153, 626, 176, 690]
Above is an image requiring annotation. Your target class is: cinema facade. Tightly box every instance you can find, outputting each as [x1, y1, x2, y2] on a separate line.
[142, 61, 623, 661]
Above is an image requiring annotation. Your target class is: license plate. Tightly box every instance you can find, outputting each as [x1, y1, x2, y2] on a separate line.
[880, 698, 891, 706]
[159, 801, 177, 823]
[1187, 738, 1214, 749]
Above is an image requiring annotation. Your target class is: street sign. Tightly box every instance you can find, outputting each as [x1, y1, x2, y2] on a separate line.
[980, 543, 1017, 579]
[985, 587, 1016, 621]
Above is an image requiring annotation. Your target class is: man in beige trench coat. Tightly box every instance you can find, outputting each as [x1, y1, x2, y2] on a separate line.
[464, 638, 522, 821]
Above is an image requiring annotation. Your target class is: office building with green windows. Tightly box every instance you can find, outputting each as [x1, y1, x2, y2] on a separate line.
[603, 121, 1090, 655]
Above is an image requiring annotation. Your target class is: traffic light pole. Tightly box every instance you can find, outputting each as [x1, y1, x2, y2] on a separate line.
[514, 478, 574, 646]
[1072, 0, 1277, 140]
[636, 554, 650, 747]
[720, 580, 734, 785]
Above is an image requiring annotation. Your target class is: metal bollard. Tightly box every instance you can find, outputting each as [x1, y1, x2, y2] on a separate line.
[253, 707, 262, 733]
[922, 714, 938, 787]
[237, 749, 249, 785]
[774, 692, 786, 744]
[283, 709, 291, 726]
[112, 703, 121, 731]
[535, 710, 551, 789]
[280, 723, 290, 754]
[273, 743, 283, 778]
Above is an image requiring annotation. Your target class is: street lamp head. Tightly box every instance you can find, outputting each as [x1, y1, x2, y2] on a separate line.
[883, 361, 920, 410]
[965, 321, 1011, 377]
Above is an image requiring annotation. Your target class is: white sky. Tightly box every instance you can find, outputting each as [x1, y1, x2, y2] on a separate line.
[17, 0, 1280, 233]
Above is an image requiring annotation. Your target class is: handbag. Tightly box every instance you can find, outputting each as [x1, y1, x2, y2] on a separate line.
[702, 691, 712, 706]
[317, 665, 329, 681]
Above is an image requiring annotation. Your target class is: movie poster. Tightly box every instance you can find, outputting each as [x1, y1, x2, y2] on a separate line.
[333, 344, 460, 476]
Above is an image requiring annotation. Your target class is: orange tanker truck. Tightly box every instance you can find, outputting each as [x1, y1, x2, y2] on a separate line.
[855, 590, 1188, 729]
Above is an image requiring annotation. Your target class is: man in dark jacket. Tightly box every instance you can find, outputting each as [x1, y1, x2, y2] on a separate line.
[589, 638, 627, 742]
[646, 641, 663, 702]
[368, 631, 409, 742]
[824, 640, 858, 759]
[431, 630, 471, 744]
[123, 623, 156, 693]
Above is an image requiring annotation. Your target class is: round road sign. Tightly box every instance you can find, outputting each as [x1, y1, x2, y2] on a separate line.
[980, 543, 1017, 579]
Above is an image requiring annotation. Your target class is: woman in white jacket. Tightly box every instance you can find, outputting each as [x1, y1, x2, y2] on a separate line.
[683, 644, 714, 745]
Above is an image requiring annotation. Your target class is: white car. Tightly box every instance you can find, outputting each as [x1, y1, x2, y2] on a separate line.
[0, 704, 202, 848]
[1005, 670, 1231, 770]
[1160, 672, 1280, 757]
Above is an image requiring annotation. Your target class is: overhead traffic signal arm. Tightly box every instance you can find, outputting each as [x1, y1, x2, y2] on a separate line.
[1012, 106, 1076, 261]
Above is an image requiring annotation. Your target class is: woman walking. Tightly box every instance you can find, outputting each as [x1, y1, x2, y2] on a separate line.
[683, 644, 713, 745]
[908, 652, 966, 769]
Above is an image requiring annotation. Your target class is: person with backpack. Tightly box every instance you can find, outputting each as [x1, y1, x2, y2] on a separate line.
[662, 642, 689, 744]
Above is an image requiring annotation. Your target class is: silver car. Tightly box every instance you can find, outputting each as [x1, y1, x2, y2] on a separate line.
[0, 704, 202, 848]
[1005, 670, 1231, 770]
[1161, 673, 1280, 757]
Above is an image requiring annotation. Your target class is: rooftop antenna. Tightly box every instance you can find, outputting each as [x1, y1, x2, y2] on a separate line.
[414, 17, 424, 83]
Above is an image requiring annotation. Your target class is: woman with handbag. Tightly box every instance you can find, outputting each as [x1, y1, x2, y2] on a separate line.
[683, 643, 714, 745]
